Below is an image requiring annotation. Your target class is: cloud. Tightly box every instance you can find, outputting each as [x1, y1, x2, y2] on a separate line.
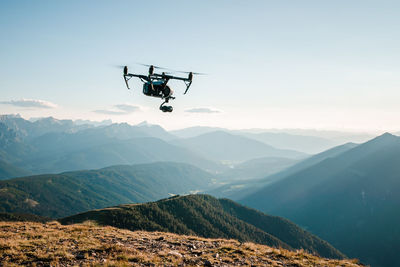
[93, 104, 141, 115]
[0, 99, 57, 109]
[114, 104, 140, 113]
[185, 107, 221, 114]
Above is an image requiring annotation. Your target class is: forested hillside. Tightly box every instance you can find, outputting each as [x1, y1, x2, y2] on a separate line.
[60, 194, 345, 259]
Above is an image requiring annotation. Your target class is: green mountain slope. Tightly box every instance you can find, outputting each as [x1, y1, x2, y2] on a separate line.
[241, 133, 400, 267]
[60, 194, 344, 259]
[0, 212, 50, 223]
[0, 162, 213, 218]
[0, 159, 31, 180]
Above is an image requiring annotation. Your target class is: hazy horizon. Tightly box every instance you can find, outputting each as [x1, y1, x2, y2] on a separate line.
[0, 113, 388, 137]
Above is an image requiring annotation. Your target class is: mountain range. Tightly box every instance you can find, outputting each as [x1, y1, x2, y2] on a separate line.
[208, 142, 357, 200]
[241, 133, 400, 267]
[175, 131, 307, 162]
[0, 162, 214, 218]
[1, 114, 398, 266]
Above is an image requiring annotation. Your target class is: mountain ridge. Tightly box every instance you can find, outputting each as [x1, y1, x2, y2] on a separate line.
[240, 133, 400, 267]
[60, 194, 345, 259]
[0, 162, 214, 218]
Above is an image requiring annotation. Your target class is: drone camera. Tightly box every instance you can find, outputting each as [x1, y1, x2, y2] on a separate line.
[160, 105, 173, 112]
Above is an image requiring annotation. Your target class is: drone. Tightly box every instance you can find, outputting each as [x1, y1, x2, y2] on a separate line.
[122, 64, 203, 112]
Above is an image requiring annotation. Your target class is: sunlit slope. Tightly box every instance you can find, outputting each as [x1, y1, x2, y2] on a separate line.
[0, 221, 362, 266]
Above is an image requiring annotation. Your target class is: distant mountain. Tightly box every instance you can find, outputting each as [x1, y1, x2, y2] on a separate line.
[78, 122, 176, 141]
[241, 133, 400, 267]
[1, 115, 175, 142]
[74, 118, 112, 127]
[0, 162, 214, 218]
[0, 116, 222, 174]
[25, 136, 222, 173]
[0, 122, 33, 163]
[176, 131, 307, 162]
[171, 125, 372, 153]
[0, 159, 31, 180]
[170, 126, 225, 138]
[237, 131, 337, 154]
[239, 128, 375, 144]
[0, 115, 90, 140]
[60, 194, 345, 259]
[208, 142, 357, 200]
[217, 156, 299, 182]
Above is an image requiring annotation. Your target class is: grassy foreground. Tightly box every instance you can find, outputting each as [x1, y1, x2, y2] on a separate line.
[0, 221, 362, 266]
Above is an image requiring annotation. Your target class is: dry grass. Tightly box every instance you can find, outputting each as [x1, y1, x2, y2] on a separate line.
[0, 221, 364, 266]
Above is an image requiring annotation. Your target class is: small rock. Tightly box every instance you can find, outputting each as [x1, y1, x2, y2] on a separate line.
[168, 251, 183, 258]
[204, 260, 213, 267]
[156, 236, 164, 241]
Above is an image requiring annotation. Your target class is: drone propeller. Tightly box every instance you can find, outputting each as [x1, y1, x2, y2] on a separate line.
[113, 65, 126, 69]
[165, 70, 206, 75]
[137, 63, 167, 70]
[179, 71, 206, 75]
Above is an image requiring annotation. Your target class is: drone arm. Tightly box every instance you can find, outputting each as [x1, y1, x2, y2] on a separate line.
[123, 73, 150, 90]
[125, 73, 148, 80]
[123, 75, 130, 89]
[184, 80, 192, 94]
[152, 73, 187, 81]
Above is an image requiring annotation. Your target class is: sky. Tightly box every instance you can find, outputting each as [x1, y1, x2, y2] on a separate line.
[1, 0, 400, 131]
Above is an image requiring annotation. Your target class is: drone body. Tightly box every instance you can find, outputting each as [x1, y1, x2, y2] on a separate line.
[122, 65, 198, 112]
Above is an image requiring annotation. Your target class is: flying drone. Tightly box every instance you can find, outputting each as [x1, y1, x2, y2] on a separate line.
[121, 64, 203, 112]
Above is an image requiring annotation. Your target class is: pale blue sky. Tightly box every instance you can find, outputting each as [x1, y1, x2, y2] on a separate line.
[1, 0, 400, 131]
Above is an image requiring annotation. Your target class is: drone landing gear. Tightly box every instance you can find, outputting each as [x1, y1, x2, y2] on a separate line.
[160, 97, 174, 112]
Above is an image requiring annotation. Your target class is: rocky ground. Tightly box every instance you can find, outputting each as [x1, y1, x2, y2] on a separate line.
[0, 221, 363, 266]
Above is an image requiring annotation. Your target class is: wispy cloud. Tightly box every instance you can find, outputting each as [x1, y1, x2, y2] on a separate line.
[114, 104, 140, 113]
[93, 104, 141, 115]
[0, 99, 57, 109]
[185, 107, 221, 113]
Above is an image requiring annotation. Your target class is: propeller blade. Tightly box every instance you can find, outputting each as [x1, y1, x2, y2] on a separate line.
[136, 63, 166, 70]
[165, 71, 206, 75]
[167, 70, 207, 75]
[112, 65, 127, 69]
